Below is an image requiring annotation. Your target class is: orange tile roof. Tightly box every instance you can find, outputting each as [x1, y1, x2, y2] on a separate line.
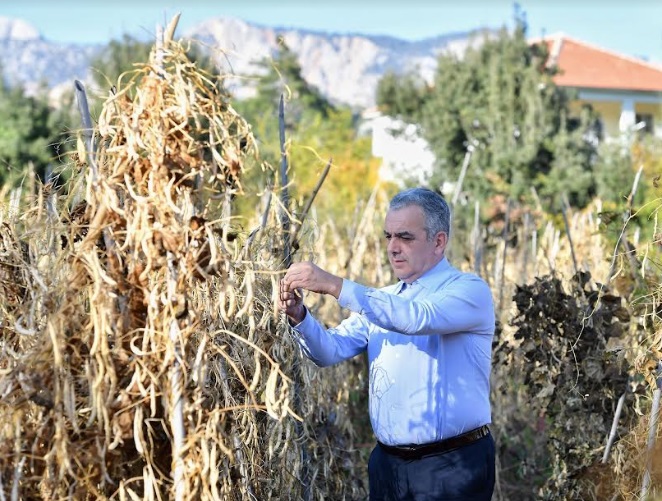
[534, 34, 662, 93]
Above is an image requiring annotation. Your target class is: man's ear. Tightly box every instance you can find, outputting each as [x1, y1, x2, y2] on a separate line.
[435, 232, 448, 255]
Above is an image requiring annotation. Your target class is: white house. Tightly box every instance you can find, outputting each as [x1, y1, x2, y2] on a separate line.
[536, 33, 662, 139]
[366, 34, 662, 185]
[360, 108, 435, 186]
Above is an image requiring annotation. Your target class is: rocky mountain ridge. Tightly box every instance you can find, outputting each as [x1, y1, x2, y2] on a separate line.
[0, 15, 488, 108]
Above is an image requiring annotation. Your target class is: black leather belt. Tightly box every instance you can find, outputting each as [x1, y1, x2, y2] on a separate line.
[378, 425, 490, 460]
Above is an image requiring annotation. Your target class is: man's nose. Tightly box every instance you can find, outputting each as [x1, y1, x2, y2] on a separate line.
[387, 239, 399, 254]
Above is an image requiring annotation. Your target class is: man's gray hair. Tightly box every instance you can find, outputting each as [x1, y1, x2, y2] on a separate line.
[389, 187, 451, 241]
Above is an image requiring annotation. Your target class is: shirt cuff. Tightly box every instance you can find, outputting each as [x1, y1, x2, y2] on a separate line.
[290, 306, 314, 331]
[337, 279, 369, 313]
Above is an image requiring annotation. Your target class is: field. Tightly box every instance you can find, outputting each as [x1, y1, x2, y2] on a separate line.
[1, 26, 662, 501]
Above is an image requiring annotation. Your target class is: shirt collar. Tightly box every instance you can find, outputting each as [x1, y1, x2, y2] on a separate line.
[403, 257, 452, 291]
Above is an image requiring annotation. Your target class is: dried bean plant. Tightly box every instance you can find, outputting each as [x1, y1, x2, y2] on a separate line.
[0, 26, 365, 500]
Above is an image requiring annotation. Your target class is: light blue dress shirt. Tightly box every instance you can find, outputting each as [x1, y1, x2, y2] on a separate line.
[291, 257, 494, 446]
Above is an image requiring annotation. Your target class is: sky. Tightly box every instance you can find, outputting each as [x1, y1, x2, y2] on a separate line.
[3, 1, 662, 64]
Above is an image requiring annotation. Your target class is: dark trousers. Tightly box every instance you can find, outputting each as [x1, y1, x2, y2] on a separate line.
[368, 433, 495, 501]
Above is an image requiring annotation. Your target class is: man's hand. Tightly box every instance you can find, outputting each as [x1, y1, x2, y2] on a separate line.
[278, 262, 342, 324]
[282, 262, 343, 298]
[279, 282, 306, 324]
[279, 262, 343, 324]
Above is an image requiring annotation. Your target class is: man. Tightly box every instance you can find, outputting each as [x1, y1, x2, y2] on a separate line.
[279, 187, 495, 501]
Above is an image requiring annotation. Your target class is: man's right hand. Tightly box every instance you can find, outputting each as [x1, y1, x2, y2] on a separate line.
[279, 280, 306, 324]
[282, 262, 343, 298]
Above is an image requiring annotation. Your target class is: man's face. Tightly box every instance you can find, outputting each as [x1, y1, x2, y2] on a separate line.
[383, 205, 447, 284]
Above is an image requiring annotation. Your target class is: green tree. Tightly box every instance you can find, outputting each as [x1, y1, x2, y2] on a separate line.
[239, 38, 332, 128]
[593, 142, 634, 205]
[376, 70, 428, 119]
[90, 34, 217, 98]
[233, 38, 384, 227]
[236, 36, 334, 171]
[233, 38, 334, 214]
[89, 35, 152, 92]
[376, 18, 601, 211]
[0, 77, 67, 187]
[287, 108, 381, 222]
[542, 106, 602, 207]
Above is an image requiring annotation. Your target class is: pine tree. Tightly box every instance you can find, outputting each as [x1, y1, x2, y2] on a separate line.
[90, 35, 217, 96]
[375, 71, 428, 119]
[0, 77, 64, 187]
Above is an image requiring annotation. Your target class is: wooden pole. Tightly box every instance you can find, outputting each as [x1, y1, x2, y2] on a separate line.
[561, 194, 579, 276]
[532, 221, 538, 278]
[279, 94, 292, 269]
[519, 212, 531, 285]
[641, 362, 662, 500]
[497, 199, 511, 314]
[452, 146, 473, 206]
[167, 314, 185, 501]
[278, 94, 310, 500]
[154, 24, 185, 501]
[73, 80, 98, 182]
[290, 158, 331, 249]
[242, 189, 273, 258]
[472, 200, 482, 276]
[606, 165, 644, 285]
[602, 390, 626, 463]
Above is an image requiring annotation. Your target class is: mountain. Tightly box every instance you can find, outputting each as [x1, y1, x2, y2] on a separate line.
[0, 17, 40, 40]
[0, 17, 100, 97]
[0, 16, 487, 109]
[187, 18, 488, 108]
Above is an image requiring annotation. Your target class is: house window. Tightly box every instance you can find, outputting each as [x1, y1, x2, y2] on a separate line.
[635, 113, 654, 135]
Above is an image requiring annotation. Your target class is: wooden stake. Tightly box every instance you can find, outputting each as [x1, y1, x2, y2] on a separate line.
[497, 199, 511, 314]
[279, 94, 292, 269]
[290, 158, 331, 249]
[278, 94, 310, 500]
[561, 194, 578, 276]
[452, 146, 473, 206]
[641, 362, 662, 500]
[472, 200, 482, 276]
[73, 80, 98, 182]
[602, 390, 626, 464]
